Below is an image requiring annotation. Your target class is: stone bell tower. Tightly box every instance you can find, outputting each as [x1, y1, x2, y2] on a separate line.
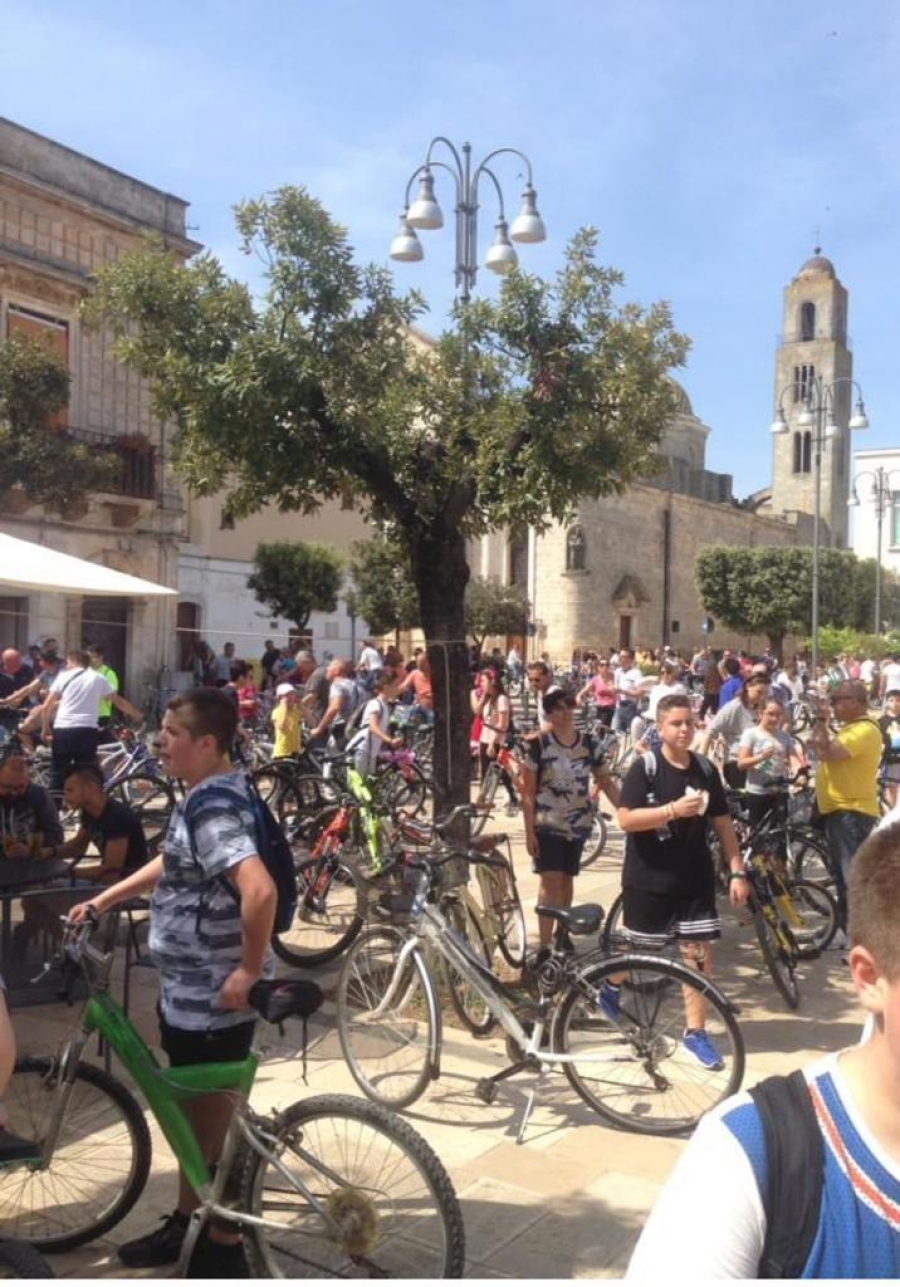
[770, 251, 854, 547]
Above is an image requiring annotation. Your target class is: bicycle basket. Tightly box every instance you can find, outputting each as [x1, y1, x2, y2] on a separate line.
[788, 788, 815, 826]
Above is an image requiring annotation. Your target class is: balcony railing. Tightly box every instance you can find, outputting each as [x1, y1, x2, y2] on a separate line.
[64, 426, 158, 500]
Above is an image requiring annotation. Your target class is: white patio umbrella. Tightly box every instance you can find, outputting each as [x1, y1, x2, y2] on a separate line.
[0, 532, 177, 597]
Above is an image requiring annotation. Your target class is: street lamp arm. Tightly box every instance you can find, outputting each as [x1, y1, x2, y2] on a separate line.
[471, 164, 509, 220]
[402, 159, 462, 211]
[473, 146, 536, 187]
[423, 136, 467, 180]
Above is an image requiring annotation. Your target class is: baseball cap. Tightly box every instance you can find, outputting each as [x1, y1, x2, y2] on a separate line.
[276, 682, 296, 698]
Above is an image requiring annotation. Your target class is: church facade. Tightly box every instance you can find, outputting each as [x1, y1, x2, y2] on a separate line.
[474, 253, 856, 661]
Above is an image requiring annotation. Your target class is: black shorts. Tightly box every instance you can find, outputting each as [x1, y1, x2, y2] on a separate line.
[157, 1007, 256, 1068]
[533, 832, 584, 876]
[621, 887, 720, 950]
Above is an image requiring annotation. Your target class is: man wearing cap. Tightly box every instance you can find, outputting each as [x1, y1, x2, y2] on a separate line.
[696, 666, 772, 788]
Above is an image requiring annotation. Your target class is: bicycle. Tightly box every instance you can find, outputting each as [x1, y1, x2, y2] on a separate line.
[337, 841, 745, 1139]
[0, 915, 465, 1277]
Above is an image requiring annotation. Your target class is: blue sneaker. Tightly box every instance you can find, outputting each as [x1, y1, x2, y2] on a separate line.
[599, 982, 621, 1022]
[682, 1028, 725, 1071]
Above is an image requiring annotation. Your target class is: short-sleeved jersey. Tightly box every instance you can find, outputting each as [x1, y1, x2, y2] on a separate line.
[80, 797, 148, 880]
[619, 752, 728, 896]
[626, 1053, 900, 1281]
[816, 718, 883, 818]
[524, 731, 605, 840]
[148, 770, 272, 1031]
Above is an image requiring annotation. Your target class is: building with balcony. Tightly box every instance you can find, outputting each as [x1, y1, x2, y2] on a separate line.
[0, 117, 200, 691]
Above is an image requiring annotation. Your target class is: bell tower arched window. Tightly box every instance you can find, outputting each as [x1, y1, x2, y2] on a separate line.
[800, 301, 816, 342]
[565, 525, 586, 571]
[792, 431, 812, 475]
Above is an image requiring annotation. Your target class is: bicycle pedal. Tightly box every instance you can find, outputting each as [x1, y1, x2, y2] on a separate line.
[474, 1078, 499, 1106]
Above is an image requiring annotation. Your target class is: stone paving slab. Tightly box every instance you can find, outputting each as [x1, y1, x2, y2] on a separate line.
[9, 808, 857, 1279]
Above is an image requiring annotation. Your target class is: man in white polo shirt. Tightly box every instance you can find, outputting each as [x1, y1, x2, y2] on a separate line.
[42, 649, 144, 790]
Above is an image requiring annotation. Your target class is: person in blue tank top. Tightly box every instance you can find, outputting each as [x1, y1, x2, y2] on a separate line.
[627, 821, 900, 1280]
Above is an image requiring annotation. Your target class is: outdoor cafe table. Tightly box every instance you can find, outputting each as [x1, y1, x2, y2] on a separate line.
[0, 856, 103, 1007]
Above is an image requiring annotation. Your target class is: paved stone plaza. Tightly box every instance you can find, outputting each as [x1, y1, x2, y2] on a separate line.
[16, 813, 858, 1280]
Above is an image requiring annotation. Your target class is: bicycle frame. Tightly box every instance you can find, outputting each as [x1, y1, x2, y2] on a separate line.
[17, 934, 358, 1253]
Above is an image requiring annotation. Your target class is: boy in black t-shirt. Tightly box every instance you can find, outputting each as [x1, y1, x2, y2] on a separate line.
[618, 694, 746, 1070]
[42, 764, 149, 880]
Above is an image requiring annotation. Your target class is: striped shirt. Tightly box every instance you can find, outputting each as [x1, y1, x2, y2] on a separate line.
[148, 769, 273, 1031]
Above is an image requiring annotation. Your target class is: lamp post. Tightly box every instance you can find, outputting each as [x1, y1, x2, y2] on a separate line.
[848, 467, 900, 634]
[771, 375, 870, 674]
[389, 137, 547, 303]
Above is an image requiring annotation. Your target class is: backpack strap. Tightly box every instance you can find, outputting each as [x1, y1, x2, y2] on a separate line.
[749, 1069, 824, 1278]
[641, 749, 657, 800]
[183, 780, 257, 920]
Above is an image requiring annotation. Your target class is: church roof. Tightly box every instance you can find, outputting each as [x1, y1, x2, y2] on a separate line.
[797, 252, 836, 279]
[666, 376, 693, 417]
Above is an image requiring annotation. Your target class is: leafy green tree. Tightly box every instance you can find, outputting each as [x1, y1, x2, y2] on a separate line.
[696, 545, 878, 657]
[86, 187, 686, 814]
[465, 577, 528, 655]
[0, 334, 113, 511]
[248, 541, 343, 637]
[348, 535, 419, 639]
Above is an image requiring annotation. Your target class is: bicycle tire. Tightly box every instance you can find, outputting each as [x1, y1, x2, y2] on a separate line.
[107, 771, 175, 853]
[337, 928, 438, 1110]
[1, 1057, 151, 1251]
[787, 878, 838, 957]
[240, 1092, 465, 1278]
[472, 764, 501, 837]
[442, 898, 496, 1037]
[0, 1240, 55, 1279]
[753, 903, 800, 1010]
[580, 808, 608, 867]
[376, 762, 429, 816]
[271, 853, 366, 968]
[599, 890, 627, 954]
[787, 829, 834, 888]
[480, 862, 527, 969]
[552, 956, 745, 1135]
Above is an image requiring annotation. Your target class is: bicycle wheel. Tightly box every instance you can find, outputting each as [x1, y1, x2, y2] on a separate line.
[272, 853, 366, 968]
[472, 764, 500, 837]
[240, 1093, 465, 1278]
[337, 928, 438, 1110]
[580, 807, 608, 867]
[0, 1057, 151, 1251]
[108, 772, 175, 853]
[787, 829, 834, 888]
[442, 897, 496, 1037]
[0, 1240, 54, 1279]
[480, 862, 527, 969]
[787, 879, 838, 956]
[599, 891, 628, 954]
[376, 763, 429, 816]
[753, 902, 800, 1010]
[552, 956, 744, 1135]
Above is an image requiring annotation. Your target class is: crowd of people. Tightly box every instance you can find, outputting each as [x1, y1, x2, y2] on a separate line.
[2, 625, 900, 1275]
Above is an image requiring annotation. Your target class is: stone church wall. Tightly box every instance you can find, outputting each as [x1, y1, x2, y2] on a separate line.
[532, 484, 800, 660]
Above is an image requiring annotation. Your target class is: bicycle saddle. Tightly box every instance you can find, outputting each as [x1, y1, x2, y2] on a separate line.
[249, 979, 323, 1024]
[534, 903, 604, 936]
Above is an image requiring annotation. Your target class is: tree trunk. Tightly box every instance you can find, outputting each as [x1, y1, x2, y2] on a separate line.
[767, 630, 785, 662]
[408, 523, 472, 823]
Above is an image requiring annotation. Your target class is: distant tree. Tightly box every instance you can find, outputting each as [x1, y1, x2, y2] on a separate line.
[0, 334, 113, 510]
[348, 535, 419, 639]
[695, 546, 858, 657]
[248, 541, 343, 636]
[465, 577, 528, 655]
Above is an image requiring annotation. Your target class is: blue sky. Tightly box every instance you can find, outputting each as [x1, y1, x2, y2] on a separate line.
[3, 0, 898, 497]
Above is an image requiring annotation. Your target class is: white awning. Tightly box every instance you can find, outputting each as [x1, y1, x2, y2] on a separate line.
[0, 532, 177, 598]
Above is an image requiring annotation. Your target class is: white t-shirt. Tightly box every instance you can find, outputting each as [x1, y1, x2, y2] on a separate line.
[50, 667, 114, 729]
[359, 646, 382, 673]
[350, 696, 391, 775]
[615, 667, 643, 703]
[861, 658, 876, 684]
[775, 670, 804, 702]
[883, 662, 900, 693]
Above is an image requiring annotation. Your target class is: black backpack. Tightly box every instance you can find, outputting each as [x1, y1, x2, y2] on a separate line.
[749, 1070, 824, 1278]
[185, 776, 298, 935]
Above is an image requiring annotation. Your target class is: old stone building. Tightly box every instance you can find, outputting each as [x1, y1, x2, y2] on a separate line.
[0, 117, 198, 689]
[474, 252, 864, 661]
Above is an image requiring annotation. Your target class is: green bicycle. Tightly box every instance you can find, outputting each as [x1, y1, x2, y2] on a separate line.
[0, 914, 465, 1277]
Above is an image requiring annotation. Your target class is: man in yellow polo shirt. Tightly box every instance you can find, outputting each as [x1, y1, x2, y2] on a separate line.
[812, 680, 882, 940]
